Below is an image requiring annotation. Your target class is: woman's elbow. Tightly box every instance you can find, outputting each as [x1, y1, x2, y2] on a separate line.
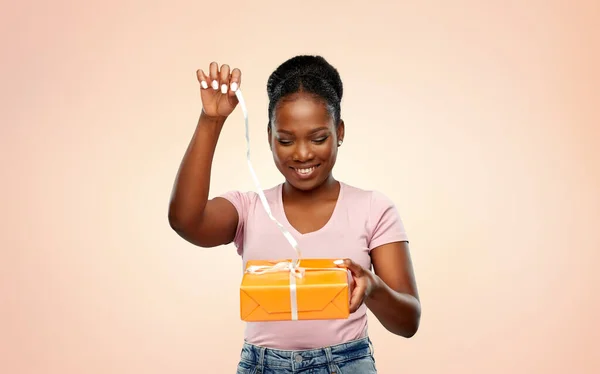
[402, 319, 420, 338]
[399, 304, 421, 338]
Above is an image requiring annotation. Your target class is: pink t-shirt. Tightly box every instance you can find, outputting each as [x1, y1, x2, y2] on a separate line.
[220, 181, 409, 350]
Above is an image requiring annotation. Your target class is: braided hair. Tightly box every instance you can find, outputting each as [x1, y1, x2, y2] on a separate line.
[266, 55, 343, 129]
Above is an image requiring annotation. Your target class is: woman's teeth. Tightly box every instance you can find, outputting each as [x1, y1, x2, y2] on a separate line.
[297, 167, 315, 175]
[294, 165, 318, 177]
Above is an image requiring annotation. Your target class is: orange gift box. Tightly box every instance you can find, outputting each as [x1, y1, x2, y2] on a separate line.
[240, 259, 350, 322]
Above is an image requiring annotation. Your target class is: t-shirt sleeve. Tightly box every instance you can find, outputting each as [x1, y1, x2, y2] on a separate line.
[218, 190, 251, 255]
[367, 191, 409, 250]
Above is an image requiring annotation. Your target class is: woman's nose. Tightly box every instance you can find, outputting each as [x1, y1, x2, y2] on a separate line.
[292, 141, 314, 162]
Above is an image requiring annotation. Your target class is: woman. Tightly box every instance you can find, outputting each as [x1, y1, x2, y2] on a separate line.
[168, 55, 421, 373]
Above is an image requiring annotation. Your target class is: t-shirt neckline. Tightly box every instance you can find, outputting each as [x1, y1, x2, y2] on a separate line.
[277, 181, 345, 237]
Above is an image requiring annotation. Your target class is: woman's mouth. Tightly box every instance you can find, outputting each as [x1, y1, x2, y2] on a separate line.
[291, 164, 320, 179]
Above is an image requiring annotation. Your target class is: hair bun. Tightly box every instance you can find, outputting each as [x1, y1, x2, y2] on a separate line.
[267, 55, 343, 102]
[266, 55, 344, 129]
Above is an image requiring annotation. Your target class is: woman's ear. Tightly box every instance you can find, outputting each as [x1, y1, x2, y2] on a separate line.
[337, 120, 345, 145]
[267, 123, 273, 148]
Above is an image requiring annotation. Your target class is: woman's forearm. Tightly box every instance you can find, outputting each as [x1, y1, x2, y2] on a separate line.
[365, 275, 421, 338]
[168, 111, 226, 229]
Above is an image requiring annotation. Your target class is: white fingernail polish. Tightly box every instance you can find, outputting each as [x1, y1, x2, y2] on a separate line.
[230, 82, 238, 92]
[212, 80, 218, 90]
[201, 81, 208, 89]
[334, 259, 344, 265]
[221, 84, 228, 94]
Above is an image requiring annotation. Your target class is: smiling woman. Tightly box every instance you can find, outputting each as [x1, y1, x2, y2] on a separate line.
[168, 55, 421, 374]
[270, 93, 341, 187]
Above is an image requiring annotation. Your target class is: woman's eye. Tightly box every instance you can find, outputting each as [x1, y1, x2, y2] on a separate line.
[313, 137, 328, 144]
[278, 139, 292, 145]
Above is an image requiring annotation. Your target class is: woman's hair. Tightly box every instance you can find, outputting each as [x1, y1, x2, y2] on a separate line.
[266, 55, 343, 129]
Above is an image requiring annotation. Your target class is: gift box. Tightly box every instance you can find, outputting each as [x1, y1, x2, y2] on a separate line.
[240, 259, 351, 322]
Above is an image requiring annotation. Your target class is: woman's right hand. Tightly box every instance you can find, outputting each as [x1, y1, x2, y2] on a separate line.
[196, 62, 241, 119]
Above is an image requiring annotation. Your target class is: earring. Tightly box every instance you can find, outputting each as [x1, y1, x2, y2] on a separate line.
[338, 140, 343, 146]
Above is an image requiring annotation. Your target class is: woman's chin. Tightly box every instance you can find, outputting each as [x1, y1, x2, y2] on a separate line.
[284, 172, 333, 192]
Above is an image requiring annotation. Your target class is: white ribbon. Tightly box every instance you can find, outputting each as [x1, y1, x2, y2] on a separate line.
[235, 89, 303, 320]
[234, 89, 302, 266]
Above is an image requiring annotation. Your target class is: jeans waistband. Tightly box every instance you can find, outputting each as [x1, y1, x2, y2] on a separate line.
[239, 336, 373, 371]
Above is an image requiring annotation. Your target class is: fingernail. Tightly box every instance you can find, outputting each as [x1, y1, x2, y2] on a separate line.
[211, 80, 219, 90]
[230, 82, 238, 92]
[334, 259, 344, 265]
[221, 84, 228, 94]
[201, 81, 208, 89]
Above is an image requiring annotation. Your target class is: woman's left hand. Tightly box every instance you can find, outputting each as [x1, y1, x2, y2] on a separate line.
[336, 259, 380, 313]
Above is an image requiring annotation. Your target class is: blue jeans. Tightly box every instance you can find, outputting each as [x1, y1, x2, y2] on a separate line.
[236, 336, 377, 373]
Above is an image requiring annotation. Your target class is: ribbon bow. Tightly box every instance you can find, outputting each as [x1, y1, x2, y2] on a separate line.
[246, 261, 305, 278]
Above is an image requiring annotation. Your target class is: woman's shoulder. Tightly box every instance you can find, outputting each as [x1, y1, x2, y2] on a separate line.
[340, 181, 396, 208]
[340, 181, 408, 244]
[218, 184, 282, 209]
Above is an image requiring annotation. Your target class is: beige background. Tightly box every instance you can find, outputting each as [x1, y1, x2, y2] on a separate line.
[2, 0, 599, 373]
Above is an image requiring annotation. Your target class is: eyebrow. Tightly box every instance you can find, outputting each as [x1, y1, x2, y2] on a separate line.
[277, 127, 330, 135]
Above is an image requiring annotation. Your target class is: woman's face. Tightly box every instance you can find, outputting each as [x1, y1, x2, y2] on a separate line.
[269, 92, 344, 191]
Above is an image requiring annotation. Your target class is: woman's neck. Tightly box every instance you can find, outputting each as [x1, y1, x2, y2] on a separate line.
[282, 175, 340, 203]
